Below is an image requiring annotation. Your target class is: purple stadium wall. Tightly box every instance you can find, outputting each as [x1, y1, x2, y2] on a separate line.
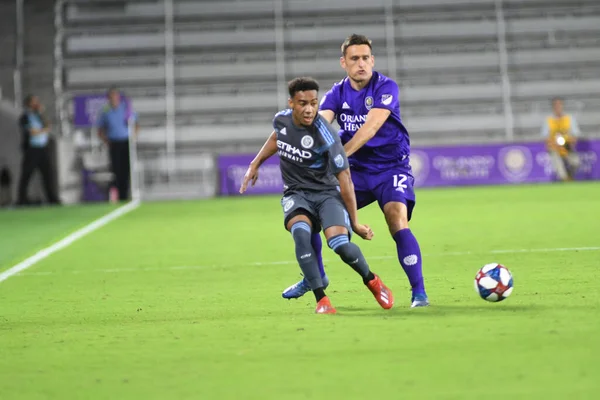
[218, 140, 600, 196]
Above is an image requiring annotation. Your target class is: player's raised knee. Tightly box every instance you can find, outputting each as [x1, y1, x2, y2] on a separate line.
[286, 213, 312, 232]
[326, 234, 372, 280]
[290, 220, 312, 238]
[327, 234, 350, 253]
[324, 225, 348, 238]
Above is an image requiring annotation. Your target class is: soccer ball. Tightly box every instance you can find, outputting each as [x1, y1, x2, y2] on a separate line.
[474, 263, 514, 302]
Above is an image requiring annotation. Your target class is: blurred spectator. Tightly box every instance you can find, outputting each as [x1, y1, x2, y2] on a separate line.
[0, 163, 12, 207]
[96, 87, 139, 202]
[542, 97, 581, 181]
[17, 95, 60, 206]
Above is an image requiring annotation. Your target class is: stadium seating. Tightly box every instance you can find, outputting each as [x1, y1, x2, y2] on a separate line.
[57, 0, 600, 197]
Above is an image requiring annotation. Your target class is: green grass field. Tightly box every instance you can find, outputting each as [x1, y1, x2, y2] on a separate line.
[1, 183, 599, 399]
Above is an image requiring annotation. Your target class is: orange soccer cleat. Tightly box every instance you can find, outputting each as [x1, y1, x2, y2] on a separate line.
[366, 274, 394, 309]
[315, 296, 337, 314]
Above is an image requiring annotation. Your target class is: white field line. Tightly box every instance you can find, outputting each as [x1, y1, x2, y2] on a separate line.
[0, 200, 141, 283]
[13, 245, 600, 277]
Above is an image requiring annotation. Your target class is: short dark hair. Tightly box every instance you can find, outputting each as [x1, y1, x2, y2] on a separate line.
[341, 34, 372, 56]
[288, 77, 320, 98]
[551, 97, 564, 104]
[23, 94, 36, 107]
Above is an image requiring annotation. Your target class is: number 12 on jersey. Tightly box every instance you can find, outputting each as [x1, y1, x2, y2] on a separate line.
[393, 174, 408, 193]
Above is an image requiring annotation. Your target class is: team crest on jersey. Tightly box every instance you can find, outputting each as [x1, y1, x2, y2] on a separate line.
[334, 154, 344, 168]
[301, 135, 314, 149]
[381, 94, 393, 106]
[365, 96, 374, 110]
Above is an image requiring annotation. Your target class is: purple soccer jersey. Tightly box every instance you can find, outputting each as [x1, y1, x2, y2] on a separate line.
[320, 71, 416, 217]
[320, 71, 411, 172]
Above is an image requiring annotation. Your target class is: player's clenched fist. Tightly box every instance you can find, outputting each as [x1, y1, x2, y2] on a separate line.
[353, 223, 374, 240]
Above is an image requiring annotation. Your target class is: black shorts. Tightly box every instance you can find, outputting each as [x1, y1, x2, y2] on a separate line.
[281, 189, 351, 234]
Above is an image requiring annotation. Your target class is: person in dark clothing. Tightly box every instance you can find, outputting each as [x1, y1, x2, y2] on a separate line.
[0, 164, 12, 207]
[17, 95, 60, 206]
[95, 87, 139, 201]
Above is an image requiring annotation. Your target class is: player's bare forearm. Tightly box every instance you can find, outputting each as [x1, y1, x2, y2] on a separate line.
[240, 131, 277, 194]
[337, 169, 360, 226]
[250, 131, 277, 167]
[343, 108, 391, 157]
[318, 110, 335, 124]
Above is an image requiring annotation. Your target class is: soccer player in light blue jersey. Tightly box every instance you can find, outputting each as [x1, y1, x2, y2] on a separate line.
[242, 34, 428, 308]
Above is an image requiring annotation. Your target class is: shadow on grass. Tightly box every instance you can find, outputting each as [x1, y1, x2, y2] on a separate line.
[332, 302, 582, 318]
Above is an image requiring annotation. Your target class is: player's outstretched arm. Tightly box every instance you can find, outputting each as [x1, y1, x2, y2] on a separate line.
[343, 108, 391, 157]
[239, 130, 277, 194]
[336, 169, 373, 240]
[318, 109, 335, 124]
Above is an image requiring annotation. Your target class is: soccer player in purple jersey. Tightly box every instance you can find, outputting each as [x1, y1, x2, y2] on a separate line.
[242, 34, 428, 308]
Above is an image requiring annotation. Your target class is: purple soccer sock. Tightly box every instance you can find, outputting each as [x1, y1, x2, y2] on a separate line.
[393, 228, 426, 296]
[311, 232, 326, 278]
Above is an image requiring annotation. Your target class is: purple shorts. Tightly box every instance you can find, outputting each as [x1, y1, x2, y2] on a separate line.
[351, 166, 417, 220]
